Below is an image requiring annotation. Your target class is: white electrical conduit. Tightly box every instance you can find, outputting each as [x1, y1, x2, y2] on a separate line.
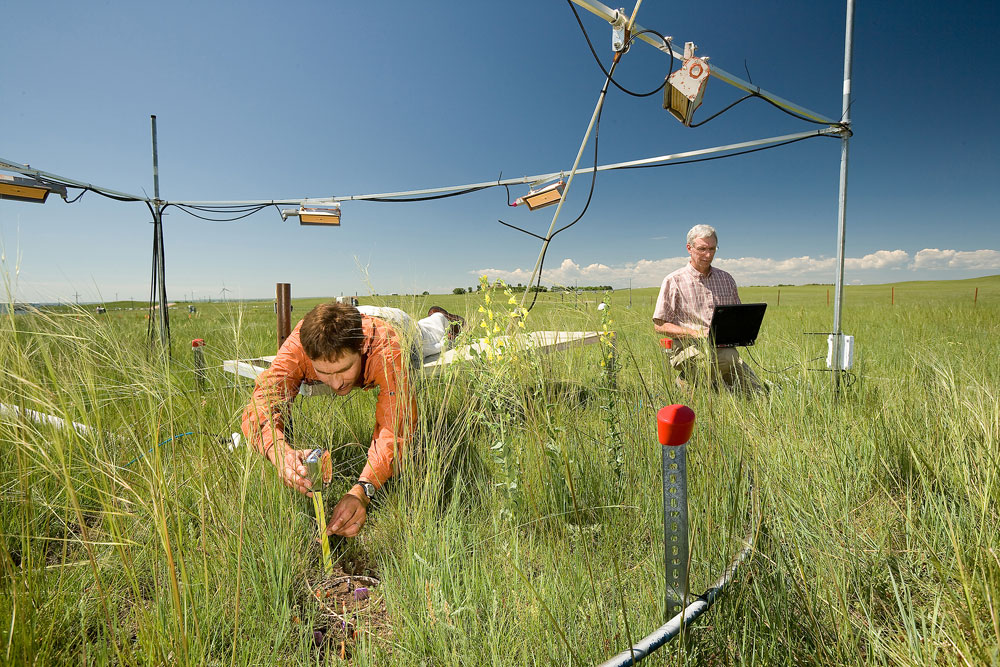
[137, 127, 839, 208]
[0, 403, 94, 437]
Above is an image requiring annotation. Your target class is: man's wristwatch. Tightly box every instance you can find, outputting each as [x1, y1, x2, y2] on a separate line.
[356, 480, 376, 501]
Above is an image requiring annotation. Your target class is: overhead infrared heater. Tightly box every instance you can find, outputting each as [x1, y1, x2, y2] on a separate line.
[281, 204, 342, 226]
[0, 173, 67, 203]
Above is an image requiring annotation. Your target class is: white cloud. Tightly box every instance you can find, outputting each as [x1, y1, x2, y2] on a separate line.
[473, 248, 998, 287]
[913, 248, 1000, 270]
[845, 249, 911, 270]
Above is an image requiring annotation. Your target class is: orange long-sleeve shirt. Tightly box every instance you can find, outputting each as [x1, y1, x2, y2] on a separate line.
[241, 315, 416, 488]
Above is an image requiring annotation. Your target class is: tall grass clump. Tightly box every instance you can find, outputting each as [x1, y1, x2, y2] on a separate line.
[1, 277, 997, 665]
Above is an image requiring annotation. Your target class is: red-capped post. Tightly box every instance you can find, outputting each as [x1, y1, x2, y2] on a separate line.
[191, 339, 206, 391]
[657, 404, 695, 619]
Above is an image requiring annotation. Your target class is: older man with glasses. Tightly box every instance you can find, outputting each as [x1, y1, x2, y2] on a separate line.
[652, 224, 763, 393]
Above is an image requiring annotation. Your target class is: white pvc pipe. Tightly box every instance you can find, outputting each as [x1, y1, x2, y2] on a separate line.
[0, 403, 93, 437]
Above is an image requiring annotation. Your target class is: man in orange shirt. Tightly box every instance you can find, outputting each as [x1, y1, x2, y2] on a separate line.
[241, 301, 462, 537]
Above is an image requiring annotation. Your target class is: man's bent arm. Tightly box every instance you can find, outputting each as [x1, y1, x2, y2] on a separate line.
[653, 318, 706, 339]
[359, 346, 417, 488]
[241, 330, 309, 462]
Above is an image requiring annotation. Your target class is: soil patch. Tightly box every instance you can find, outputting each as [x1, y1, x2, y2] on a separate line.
[306, 565, 390, 661]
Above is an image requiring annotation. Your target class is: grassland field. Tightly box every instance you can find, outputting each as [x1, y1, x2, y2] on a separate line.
[1, 274, 997, 665]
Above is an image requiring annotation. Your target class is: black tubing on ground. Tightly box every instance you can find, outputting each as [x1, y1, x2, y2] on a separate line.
[597, 537, 754, 667]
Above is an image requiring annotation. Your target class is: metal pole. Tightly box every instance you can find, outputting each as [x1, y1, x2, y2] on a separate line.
[519, 40, 627, 311]
[657, 404, 695, 620]
[151, 115, 170, 349]
[831, 0, 855, 392]
[276, 283, 292, 351]
[191, 339, 206, 392]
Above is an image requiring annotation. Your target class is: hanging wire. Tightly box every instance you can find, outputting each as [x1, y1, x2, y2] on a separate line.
[168, 203, 272, 222]
[568, 0, 674, 98]
[358, 185, 490, 202]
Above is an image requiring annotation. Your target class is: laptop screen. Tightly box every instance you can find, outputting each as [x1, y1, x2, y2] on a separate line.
[709, 303, 767, 347]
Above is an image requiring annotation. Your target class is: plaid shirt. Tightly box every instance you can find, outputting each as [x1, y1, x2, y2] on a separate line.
[653, 263, 741, 329]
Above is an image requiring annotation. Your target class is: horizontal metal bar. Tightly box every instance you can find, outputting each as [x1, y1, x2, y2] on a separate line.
[168, 127, 838, 207]
[0, 156, 149, 202]
[568, 0, 839, 124]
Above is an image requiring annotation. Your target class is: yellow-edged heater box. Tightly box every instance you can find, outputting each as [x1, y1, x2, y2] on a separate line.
[0, 174, 67, 204]
[298, 205, 341, 226]
[521, 180, 565, 211]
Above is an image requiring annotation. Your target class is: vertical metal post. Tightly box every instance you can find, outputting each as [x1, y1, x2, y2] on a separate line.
[191, 339, 206, 391]
[831, 0, 855, 392]
[151, 115, 170, 349]
[657, 404, 695, 620]
[276, 283, 291, 351]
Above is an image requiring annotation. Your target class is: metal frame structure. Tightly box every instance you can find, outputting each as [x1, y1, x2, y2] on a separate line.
[0, 1, 855, 386]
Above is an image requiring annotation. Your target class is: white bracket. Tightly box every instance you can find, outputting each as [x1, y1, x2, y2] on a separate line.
[611, 8, 627, 52]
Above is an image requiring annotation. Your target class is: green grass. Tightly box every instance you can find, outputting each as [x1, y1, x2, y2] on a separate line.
[1, 276, 998, 665]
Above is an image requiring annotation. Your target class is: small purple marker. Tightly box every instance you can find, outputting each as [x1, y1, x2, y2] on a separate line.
[353, 587, 369, 601]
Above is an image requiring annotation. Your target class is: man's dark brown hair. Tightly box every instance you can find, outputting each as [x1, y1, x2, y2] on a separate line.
[300, 302, 364, 361]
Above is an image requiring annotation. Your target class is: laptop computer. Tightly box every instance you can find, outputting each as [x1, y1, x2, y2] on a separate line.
[709, 303, 767, 348]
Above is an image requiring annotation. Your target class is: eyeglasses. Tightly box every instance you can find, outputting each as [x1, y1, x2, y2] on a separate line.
[690, 244, 717, 255]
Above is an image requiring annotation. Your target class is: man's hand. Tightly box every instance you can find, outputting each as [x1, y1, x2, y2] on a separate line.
[687, 326, 708, 338]
[325, 485, 370, 538]
[271, 447, 316, 496]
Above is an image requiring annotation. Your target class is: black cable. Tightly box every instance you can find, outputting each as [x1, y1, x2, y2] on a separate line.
[689, 94, 755, 128]
[568, 0, 673, 98]
[497, 219, 546, 241]
[522, 50, 616, 312]
[64, 188, 87, 204]
[170, 203, 270, 222]
[743, 346, 824, 374]
[145, 201, 157, 344]
[181, 203, 273, 213]
[358, 185, 489, 202]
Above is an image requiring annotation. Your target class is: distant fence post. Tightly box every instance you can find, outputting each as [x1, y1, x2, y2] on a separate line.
[657, 404, 695, 620]
[974, 287, 978, 305]
[891, 286, 895, 305]
[827, 289, 830, 306]
[777, 288, 781, 307]
[191, 339, 206, 391]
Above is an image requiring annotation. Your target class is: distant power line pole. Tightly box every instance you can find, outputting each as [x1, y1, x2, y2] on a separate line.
[73, 291, 80, 305]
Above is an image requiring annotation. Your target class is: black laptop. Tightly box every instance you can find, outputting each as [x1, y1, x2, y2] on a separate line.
[709, 303, 767, 348]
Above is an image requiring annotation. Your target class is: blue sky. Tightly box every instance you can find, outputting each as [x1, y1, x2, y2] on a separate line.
[1, 0, 997, 303]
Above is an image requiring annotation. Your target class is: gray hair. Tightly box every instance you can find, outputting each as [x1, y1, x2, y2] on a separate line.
[686, 224, 717, 245]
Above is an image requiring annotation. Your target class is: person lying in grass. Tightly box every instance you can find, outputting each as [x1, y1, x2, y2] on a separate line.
[241, 301, 463, 537]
